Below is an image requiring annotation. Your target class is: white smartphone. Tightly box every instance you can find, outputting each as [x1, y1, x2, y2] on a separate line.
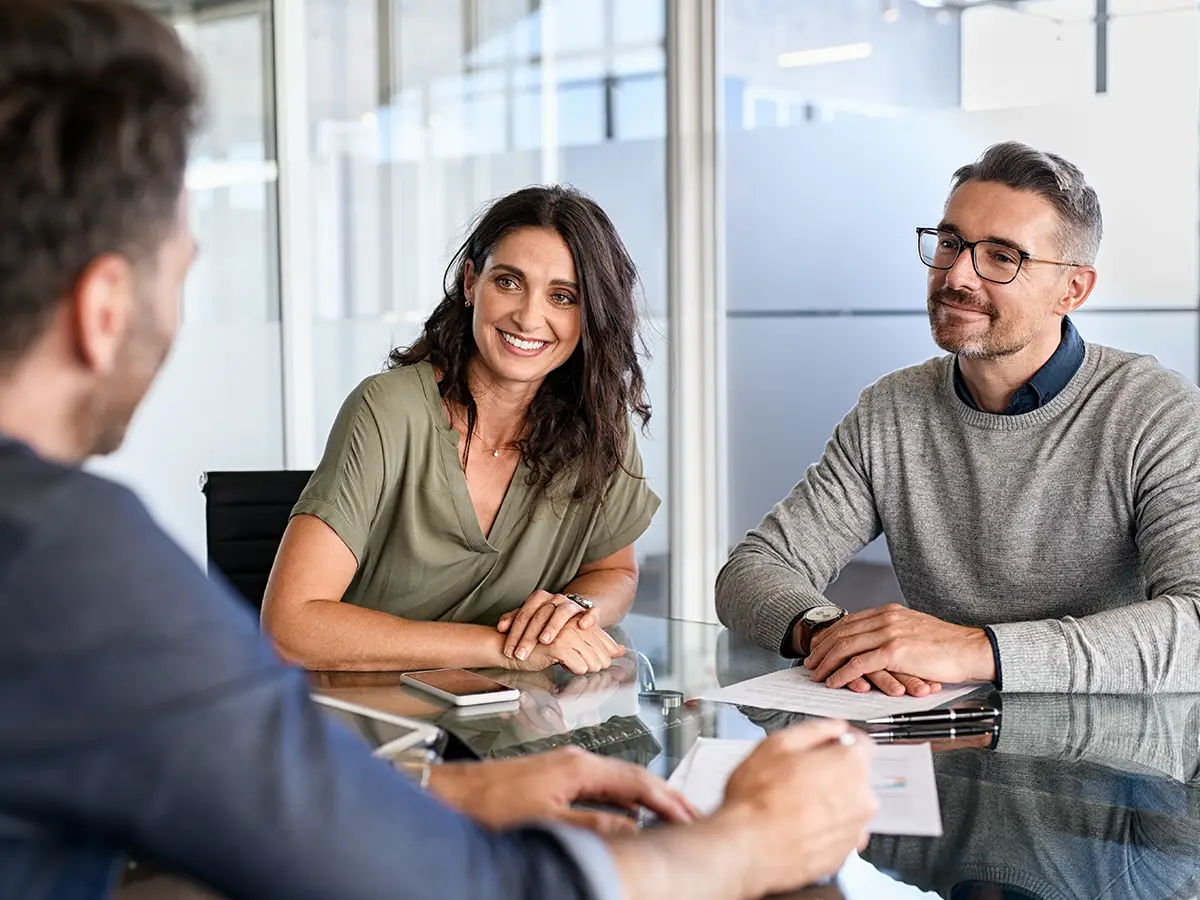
[443, 698, 521, 719]
[400, 668, 522, 707]
[311, 694, 444, 757]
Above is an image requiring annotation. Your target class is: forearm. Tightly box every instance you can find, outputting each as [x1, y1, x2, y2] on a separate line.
[265, 600, 509, 671]
[158, 682, 604, 900]
[990, 594, 1200, 693]
[563, 567, 637, 628]
[608, 816, 758, 900]
[716, 550, 832, 654]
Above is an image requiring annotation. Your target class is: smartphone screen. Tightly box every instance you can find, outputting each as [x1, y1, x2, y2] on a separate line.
[406, 668, 514, 697]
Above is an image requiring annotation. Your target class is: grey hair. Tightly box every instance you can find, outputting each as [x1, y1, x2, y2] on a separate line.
[950, 141, 1103, 266]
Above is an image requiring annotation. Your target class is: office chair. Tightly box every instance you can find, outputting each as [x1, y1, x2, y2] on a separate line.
[200, 470, 312, 610]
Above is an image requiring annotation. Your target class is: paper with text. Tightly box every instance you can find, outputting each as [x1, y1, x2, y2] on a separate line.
[670, 738, 942, 836]
[696, 665, 985, 720]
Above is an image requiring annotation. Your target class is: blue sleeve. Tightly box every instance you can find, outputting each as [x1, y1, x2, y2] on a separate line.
[0, 477, 607, 900]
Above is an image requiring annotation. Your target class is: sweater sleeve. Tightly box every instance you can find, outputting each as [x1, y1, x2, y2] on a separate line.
[715, 396, 883, 653]
[989, 380, 1200, 693]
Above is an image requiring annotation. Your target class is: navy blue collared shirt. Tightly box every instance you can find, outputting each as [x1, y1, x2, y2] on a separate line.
[954, 316, 1084, 414]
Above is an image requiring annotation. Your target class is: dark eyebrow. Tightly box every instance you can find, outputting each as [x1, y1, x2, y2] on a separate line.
[491, 262, 578, 292]
[937, 221, 1029, 255]
[491, 263, 526, 279]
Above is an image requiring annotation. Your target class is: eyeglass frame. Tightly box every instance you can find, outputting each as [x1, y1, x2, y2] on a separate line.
[915, 227, 1083, 285]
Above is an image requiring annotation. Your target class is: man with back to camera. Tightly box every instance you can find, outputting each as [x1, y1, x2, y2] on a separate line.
[717, 140, 1200, 697]
[0, 2, 878, 899]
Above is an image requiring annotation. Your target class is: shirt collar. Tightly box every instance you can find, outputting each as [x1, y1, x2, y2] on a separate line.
[954, 316, 1084, 415]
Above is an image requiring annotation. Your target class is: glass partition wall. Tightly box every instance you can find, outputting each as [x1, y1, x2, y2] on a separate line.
[98, 0, 285, 564]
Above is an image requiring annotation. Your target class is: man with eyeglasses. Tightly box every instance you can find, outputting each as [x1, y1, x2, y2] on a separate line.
[717, 141, 1200, 696]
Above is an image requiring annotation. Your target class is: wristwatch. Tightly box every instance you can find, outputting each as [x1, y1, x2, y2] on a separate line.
[565, 593, 595, 611]
[796, 605, 847, 657]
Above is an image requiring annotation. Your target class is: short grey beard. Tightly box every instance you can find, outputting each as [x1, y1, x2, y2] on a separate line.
[931, 322, 1036, 361]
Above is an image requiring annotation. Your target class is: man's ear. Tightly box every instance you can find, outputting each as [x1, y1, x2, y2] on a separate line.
[1059, 265, 1097, 315]
[71, 254, 135, 374]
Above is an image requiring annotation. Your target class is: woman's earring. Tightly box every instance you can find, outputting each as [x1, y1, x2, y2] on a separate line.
[465, 299, 473, 308]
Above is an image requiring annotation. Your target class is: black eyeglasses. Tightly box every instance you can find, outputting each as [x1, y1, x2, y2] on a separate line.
[916, 227, 1081, 285]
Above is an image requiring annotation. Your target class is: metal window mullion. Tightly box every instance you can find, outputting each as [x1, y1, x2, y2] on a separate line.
[666, 0, 725, 624]
[272, 0, 317, 469]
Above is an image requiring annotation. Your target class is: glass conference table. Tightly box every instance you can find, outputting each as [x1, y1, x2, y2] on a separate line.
[310, 614, 1200, 900]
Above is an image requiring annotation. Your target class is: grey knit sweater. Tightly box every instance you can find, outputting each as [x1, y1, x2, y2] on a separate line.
[716, 342, 1200, 693]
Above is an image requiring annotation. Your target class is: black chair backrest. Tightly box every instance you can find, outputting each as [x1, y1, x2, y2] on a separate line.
[200, 470, 313, 609]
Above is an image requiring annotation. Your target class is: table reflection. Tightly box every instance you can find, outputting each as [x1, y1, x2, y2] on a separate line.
[310, 614, 1200, 900]
[861, 695, 1200, 900]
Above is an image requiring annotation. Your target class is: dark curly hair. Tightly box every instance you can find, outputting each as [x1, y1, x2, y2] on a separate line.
[389, 185, 651, 504]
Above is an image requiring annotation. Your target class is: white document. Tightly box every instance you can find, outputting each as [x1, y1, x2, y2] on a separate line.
[838, 851, 943, 898]
[666, 744, 696, 792]
[696, 665, 985, 720]
[669, 738, 756, 815]
[867, 743, 942, 836]
[670, 738, 943, 836]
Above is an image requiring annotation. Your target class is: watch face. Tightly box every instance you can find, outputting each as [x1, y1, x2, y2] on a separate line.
[804, 606, 844, 625]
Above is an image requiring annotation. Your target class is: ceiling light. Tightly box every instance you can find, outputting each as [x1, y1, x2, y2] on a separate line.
[777, 42, 873, 69]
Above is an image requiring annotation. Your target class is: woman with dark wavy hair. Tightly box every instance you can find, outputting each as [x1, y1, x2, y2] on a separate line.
[262, 185, 658, 674]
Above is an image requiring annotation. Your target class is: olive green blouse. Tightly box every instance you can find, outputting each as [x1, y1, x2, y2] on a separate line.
[292, 362, 660, 625]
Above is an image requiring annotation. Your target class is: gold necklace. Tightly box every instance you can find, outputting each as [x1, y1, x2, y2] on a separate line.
[442, 399, 517, 458]
[472, 432, 517, 459]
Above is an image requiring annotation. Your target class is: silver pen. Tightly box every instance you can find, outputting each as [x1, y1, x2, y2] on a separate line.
[864, 705, 999, 726]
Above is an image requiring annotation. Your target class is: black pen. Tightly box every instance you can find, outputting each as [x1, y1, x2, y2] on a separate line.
[870, 724, 998, 743]
[864, 705, 999, 726]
